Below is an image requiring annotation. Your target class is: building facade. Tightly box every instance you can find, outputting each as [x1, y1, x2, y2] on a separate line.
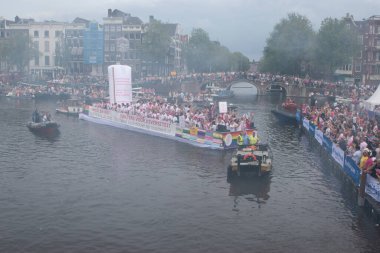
[362, 15, 380, 85]
[83, 22, 104, 76]
[1, 10, 187, 81]
[103, 9, 143, 78]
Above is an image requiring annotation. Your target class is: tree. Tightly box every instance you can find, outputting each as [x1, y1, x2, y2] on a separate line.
[184, 28, 250, 73]
[142, 20, 171, 75]
[185, 28, 213, 73]
[313, 17, 360, 79]
[230, 52, 250, 72]
[0, 32, 36, 74]
[259, 13, 315, 76]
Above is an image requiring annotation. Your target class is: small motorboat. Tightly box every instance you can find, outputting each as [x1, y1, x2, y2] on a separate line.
[271, 98, 298, 122]
[27, 110, 60, 135]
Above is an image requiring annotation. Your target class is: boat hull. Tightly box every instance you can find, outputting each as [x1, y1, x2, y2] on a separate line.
[79, 107, 254, 150]
[27, 121, 60, 135]
[56, 108, 80, 116]
[271, 108, 297, 122]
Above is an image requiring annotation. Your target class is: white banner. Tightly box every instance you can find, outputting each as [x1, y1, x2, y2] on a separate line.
[332, 144, 345, 168]
[219, 101, 228, 114]
[302, 118, 309, 130]
[366, 174, 380, 202]
[108, 65, 132, 104]
[314, 129, 323, 145]
[89, 107, 175, 135]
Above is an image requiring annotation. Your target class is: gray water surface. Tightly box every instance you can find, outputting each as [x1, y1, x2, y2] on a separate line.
[0, 95, 379, 253]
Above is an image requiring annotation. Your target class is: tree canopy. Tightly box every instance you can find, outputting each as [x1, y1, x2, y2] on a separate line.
[185, 28, 250, 73]
[141, 20, 171, 65]
[260, 13, 360, 79]
[313, 17, 360, 78]
[0, 32, 35, 73]
[259, 13, 315, 76]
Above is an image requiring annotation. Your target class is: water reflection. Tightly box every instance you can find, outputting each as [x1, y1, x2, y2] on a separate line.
[228, 176, 271, 209]
[30, 129, 61, 142]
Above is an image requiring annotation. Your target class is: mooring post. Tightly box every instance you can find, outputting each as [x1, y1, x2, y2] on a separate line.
[358, 171, 367, 206]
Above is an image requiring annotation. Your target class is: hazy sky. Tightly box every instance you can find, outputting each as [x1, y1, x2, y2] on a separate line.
[3, 0, 380, 61]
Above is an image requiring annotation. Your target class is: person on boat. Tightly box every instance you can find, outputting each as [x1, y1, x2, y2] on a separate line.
[32, 109, 41, 123]
[249, 131, 259, 145]
[243, 131, 250, 146]
[237, 132, 244, 146]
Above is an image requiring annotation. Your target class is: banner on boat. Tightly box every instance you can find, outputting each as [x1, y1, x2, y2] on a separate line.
[108, 65, 132, 104]
[175, 128, 255, 149]
[90, 107, 174, 134]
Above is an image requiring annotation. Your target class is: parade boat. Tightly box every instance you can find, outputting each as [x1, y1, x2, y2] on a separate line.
[227, 144, 272, 178]
[56, 98, 84, 116]
[79, 64, 255, 150]
[27, 110, 60, 135]
[79, 106, 256, 150]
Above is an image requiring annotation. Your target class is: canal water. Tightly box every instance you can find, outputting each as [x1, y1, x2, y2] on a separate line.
[0, 89, 379, 252]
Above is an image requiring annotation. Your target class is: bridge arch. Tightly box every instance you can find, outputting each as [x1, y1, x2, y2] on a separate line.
[226, 79, 288, 96]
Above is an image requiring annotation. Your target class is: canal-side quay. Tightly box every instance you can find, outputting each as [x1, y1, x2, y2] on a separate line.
[300, 117, 380, 225]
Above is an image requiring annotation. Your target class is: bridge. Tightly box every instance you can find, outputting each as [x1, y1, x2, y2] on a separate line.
[136, 78, 315, 97]
[226, 79, 310, 97]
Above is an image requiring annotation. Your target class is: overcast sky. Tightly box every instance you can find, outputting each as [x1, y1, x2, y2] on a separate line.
[3, 0, 380, 61]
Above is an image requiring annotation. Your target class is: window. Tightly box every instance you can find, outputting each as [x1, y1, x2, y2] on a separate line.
[34, 56, 39, 66]
[355, 64, 361, 72]
[136, 33, 140, 40]
[55, 31, 61, 37]
[34, 31, 39, 37]
[44, 41, 49, 52]
[44, 31, 49, 38]
[34, 41, 39, 51]
[45, 56, 50, 66]
[358, 35, 363, 45]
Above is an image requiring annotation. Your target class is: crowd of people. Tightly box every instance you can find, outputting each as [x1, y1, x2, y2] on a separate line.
[95, 98, 254, 133]
[303, 100, 380, 181]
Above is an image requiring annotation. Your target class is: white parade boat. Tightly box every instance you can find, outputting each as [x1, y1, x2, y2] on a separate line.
[79, 106, 255, 150]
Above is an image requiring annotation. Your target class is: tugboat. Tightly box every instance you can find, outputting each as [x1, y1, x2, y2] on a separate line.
[27, 109, 60, 135]
[227, 143, 273, 179]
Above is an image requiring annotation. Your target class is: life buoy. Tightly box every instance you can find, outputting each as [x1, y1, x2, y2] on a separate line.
[243, 153, 256, 160]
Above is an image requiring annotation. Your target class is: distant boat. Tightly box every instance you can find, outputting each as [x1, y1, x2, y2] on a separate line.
[56, 98, 84, 116]
[215, 89, 234, 99]
[266, 83, 284, 93]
